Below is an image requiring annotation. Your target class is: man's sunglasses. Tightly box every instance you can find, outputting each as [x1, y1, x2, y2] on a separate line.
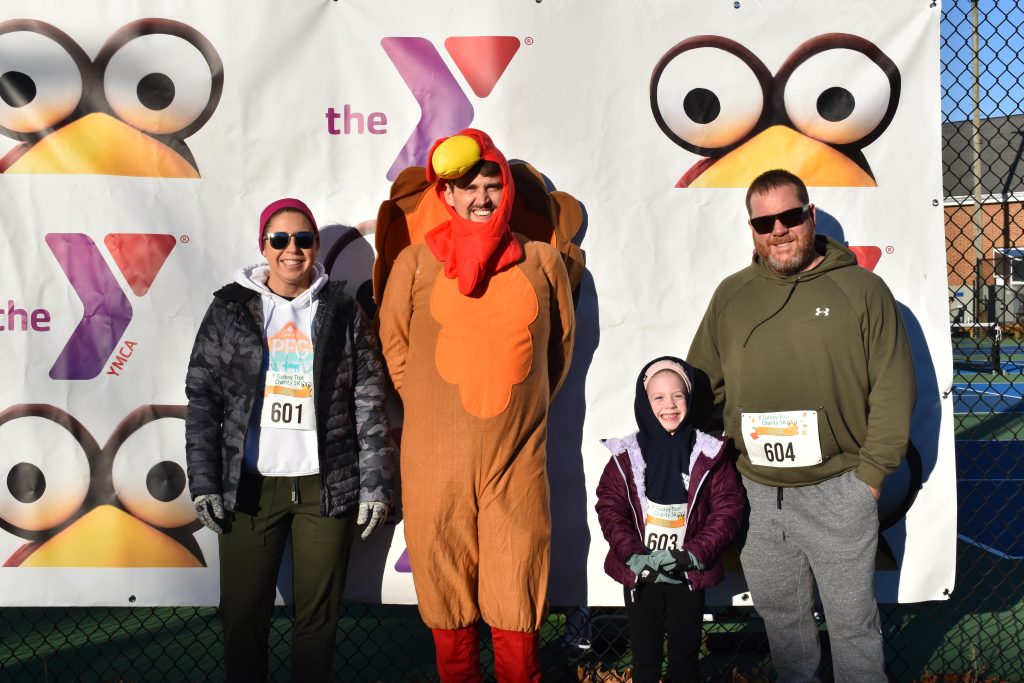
[748, 205, 812, 235]
[263, 231, 318, 250]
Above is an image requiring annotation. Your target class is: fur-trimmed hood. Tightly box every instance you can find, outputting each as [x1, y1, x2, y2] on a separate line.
[602, 430, 725, 524]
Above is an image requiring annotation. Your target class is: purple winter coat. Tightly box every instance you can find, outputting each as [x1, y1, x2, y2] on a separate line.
[595, 430, 746, 590]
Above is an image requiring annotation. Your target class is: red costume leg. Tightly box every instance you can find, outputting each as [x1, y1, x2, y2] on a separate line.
[491, 628, 541, 683]
[432, 626, 482, 683]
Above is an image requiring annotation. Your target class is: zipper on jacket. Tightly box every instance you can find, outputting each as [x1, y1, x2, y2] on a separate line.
[682, 437, 721, 576]
[309, 286, 334, 514]
[234, 298, 266, 503]
[689, 464, 713, 509]
[777, 486, 783, 510]
[245, 298, 267, 424]
[612, 456, 645, 543]
[292, 478, 301, 504]
[310, 285, 335, 408]
[613, 453, 648, 597]
[688, 435, 726, 513]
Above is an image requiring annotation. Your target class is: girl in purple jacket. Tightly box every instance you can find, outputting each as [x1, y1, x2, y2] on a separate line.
[596, 356, 745, 682]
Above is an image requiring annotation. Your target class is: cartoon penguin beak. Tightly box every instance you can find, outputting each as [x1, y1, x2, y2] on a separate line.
[683, 124, 876, 189]
[3, 112, 198, 178]
[9, 504, 202, 567]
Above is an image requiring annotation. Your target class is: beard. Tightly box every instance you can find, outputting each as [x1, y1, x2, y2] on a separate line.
[754, 229, 818, 274]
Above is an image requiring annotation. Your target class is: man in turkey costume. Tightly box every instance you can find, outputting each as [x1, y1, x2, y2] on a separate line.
[378, 129, 578, 682]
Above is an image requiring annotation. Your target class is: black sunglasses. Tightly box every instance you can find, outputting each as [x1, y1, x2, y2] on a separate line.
[263, 231, 318, 250]
[748, 205, 812, 235]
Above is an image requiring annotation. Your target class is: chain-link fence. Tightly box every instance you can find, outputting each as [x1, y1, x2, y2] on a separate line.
[4, 2, 1024, 681]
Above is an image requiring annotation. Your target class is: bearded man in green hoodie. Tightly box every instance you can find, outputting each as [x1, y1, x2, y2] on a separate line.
[687, 169, 915, 683]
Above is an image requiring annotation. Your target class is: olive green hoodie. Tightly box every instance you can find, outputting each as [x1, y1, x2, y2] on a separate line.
[687, 235, 915, 490]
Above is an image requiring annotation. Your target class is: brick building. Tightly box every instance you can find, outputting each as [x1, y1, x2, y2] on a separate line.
[943, 113, 1024, 325]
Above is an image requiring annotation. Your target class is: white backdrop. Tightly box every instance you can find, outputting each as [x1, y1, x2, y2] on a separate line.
[0, 0, 953, 606]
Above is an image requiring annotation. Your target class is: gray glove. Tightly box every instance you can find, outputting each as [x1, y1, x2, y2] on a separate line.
[194, 494, 228, 534]
[357, 502, 389, 540]
[626, 552, 683, 585]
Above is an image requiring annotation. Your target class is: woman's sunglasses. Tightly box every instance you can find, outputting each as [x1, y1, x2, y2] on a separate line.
[263, 231, 318, 250]
[748, 205, 812, 235]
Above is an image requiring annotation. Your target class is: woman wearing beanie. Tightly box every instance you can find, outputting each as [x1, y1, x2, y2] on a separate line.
[184, 198, 395, 682]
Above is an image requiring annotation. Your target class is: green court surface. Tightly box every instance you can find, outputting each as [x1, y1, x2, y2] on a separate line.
[953, 334, 1024, 439]
[953, 335, 1024, 385]
[954, 412, 1021, 440]
[944, 334, 1024, 681]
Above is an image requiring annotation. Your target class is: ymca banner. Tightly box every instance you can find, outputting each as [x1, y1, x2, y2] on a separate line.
[0, 0, 952, 605]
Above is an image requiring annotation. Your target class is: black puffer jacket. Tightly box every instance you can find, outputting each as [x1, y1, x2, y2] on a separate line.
[184, 281, 394, 516]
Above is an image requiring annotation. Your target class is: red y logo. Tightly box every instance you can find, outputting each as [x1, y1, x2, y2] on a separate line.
[381, 36, 521, 180]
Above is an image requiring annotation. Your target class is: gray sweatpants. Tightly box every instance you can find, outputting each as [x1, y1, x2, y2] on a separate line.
[740, 471, 885, 683]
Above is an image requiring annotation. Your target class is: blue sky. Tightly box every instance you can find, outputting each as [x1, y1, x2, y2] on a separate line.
[941, 0, 1024, 122]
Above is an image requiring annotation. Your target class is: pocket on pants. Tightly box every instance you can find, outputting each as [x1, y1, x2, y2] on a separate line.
[845, 471, 879, 511]
[220, 473, 270, 545]
[312, 513, 355, 543]
[219, 507, 269, 545]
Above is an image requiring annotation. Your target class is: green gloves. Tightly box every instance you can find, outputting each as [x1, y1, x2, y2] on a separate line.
[626, 553, 652, 574]
[627, 550, 683, 585]
[627, 548, 704, 585]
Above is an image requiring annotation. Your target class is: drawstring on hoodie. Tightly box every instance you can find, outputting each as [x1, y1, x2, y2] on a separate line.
[261, 288, 316, 342]
[743, 279, 800, 347]
[265, 296, 278, 336]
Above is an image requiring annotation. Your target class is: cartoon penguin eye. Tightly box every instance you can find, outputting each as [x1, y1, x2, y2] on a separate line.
[111, 415, 195, 528]
[651, 36, 772, 155]
[0, 21, 88, 135]
[776, 34, 900, 148]
[96, 20, 223, 136]
[0, 415, 90, 532]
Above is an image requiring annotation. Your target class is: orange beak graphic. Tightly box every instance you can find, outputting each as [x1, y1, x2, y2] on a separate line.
[683, 125, 875, 188]
[14, 505, 202, 568]
[3, 112, 198, 178]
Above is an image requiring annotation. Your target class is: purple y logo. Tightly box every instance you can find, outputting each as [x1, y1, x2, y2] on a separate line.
[46, 233, 176, 380]
[381, 36, 521, 180]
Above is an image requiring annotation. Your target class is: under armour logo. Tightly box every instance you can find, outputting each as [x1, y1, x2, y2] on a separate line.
[815, 307, 830, 317]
